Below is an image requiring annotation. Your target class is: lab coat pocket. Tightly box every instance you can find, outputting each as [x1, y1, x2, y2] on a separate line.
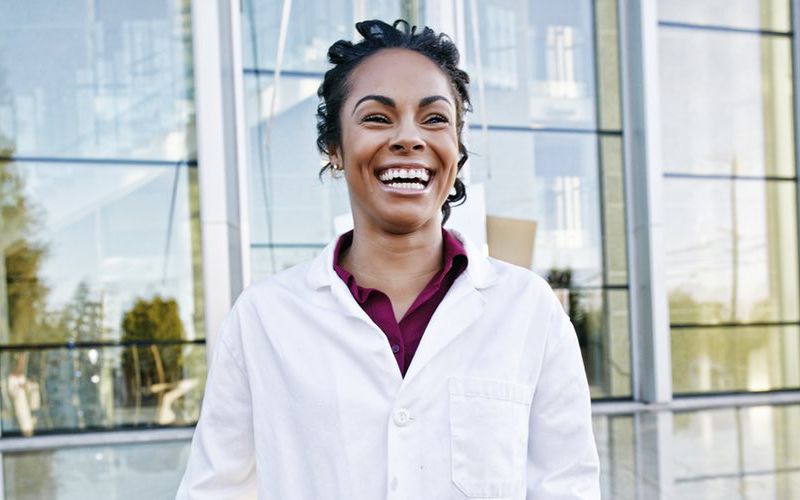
[448, 377, 533, 498]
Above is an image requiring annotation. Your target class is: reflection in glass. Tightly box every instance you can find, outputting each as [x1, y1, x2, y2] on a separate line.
[595, 0, 621, 131]
[658, 0, 791, 32]
[544, 282, 630, 398]
[600, 136, 627, 286]
[673, 405, 800, 498]
[672, 325, 800, 393]
[242, 0, 400, 72]
[592, 414, 636, 499]
[665, 179, 798, 325]
[471, 130, 604, 286]
[0, 343, 206, 435]
[465, 0, 598, 128]
[3, 440, 191, 499]
[659, 28, 794, 177]
[0, 0, 196, 160]
[244, 74, 352, 281]
[0, 160, 204, 344]
[594, 405, 800, 499]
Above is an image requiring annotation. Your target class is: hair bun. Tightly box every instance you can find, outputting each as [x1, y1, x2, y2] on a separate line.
[355, 19, 394, 41]
[328, 40, 354, 64]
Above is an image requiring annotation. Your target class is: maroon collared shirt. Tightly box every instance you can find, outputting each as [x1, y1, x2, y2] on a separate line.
[333, 229, 469, 376]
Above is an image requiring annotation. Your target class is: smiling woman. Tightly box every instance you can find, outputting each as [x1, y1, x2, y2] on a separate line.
[177, 19, 600, 500]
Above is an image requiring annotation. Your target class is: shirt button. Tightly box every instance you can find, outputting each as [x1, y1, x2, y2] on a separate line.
[393, 408, 411, 426]
[391, 344, 400, 354]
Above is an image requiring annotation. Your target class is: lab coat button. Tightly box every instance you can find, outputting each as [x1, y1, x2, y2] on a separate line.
[393, 408, 411, 426]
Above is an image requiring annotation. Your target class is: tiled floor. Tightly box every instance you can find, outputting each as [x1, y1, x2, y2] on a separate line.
[3, 404, 799, 499]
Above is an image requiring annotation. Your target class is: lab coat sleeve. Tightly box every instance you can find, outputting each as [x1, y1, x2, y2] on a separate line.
[176, 304, 257, 500]
[526, 299, 601, 499]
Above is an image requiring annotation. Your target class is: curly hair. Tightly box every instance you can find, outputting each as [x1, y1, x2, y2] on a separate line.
[316, 19, 471, 224]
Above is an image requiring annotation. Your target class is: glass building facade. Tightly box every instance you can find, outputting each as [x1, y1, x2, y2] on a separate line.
[1, 0, 800, 498]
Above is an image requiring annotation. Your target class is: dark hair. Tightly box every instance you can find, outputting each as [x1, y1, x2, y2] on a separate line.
[316, 19, 471, 224]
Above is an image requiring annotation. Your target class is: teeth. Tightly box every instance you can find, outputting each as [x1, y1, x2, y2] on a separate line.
[378, 168, 431, 183]
[387, 182, 425, 190]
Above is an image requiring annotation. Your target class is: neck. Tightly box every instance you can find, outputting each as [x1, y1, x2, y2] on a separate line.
[341, 221, 444, 291]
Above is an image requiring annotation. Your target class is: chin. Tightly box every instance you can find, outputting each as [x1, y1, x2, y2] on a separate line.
[378, 209, 440, 234]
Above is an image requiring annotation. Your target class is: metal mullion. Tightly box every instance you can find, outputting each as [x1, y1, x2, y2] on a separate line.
[0, 156, 198, 168]
[670, 320, 800, 330]
[663, 172, 798, 182]
[658, 20, 792, 37]
[0, 428, 194, 453]
[191, 0, 249, 359]
[465, 123, 623, 135]
[0, 339, 206, 352]
[618, 0, 673, 405]
[792, 0, 800, 403]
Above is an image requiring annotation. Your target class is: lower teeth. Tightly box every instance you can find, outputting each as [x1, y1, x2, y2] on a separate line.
[387, 182, 425, 190]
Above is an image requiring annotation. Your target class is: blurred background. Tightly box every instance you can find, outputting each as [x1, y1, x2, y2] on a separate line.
[1, 0, 799, 498]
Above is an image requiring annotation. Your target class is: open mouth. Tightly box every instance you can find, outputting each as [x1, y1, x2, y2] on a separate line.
[376, 167, 432, 191]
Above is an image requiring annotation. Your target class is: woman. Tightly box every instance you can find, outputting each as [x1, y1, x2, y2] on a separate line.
[177, 19, 599, 500]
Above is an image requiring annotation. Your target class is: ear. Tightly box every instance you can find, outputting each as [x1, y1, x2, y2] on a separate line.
[328, 145, 342, 169]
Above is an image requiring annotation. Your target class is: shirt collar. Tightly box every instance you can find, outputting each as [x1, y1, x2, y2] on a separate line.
[330, 229, 468, 300]
[307, 227, 497, 291]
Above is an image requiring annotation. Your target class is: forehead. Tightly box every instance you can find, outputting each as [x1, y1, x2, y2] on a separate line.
[346, 48, 453, 102]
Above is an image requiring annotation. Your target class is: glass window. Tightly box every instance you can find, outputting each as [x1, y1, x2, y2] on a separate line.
[1, 161, 204, 344]
[672, 325, 800, 393]
[660, 6, 798, 394]
[665, 179, 799, 325]
[592, 414, 635, 499]
[470, 130, 605, 286]
[0, 1, 196, 160]
[243, 73, 352, 280]
[0, 0, 204, 435]
[659, 28, 794, 177]
[658, 0, 791, 32]
[243, 0, 400, 72]
[465, 0, 598, 129]
[673, 405, 800, 498]
[1, 344, 206, 435]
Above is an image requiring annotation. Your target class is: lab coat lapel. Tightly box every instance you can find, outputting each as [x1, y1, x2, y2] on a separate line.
[306, 238, 376, 323]
[401, 274, 484, 385]
[306, 230, 499, 385]
[402, 230, 497, 386]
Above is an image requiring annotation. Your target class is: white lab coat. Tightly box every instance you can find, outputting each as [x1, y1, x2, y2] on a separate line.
[176, 231, 600, 500]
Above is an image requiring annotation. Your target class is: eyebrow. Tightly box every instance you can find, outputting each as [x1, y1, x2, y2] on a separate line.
[351, 94, 452, 115]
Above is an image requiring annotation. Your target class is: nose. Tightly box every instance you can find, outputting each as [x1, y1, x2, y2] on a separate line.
[389, 119, 425, 153]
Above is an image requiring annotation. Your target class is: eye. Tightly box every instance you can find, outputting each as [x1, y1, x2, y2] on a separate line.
[361, 113, 391, 124]
[424, 114, 450, 125]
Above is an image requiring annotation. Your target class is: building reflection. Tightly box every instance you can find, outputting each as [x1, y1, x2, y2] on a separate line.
[594, 404, 800, 499]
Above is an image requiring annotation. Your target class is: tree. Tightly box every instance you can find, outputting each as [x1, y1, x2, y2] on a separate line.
[1, 144, 52, 345]
[120, 296, 186, 421]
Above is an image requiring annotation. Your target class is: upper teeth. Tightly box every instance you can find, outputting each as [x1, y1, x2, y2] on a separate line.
[378, 168, 430, 182]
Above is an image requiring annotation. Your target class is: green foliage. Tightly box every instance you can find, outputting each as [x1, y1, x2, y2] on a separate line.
[1, 144, 54, 344]
[120, 296, 186, 403]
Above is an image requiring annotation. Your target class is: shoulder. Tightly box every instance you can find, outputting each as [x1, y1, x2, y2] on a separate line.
[478, 256, 566, 327]
[216, 259, 316, 346]
[246, 260, 313, 296]
[484, 256, 554, 298]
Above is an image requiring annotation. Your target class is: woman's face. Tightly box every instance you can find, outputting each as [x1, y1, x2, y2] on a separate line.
[331, 48, 460, 235]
